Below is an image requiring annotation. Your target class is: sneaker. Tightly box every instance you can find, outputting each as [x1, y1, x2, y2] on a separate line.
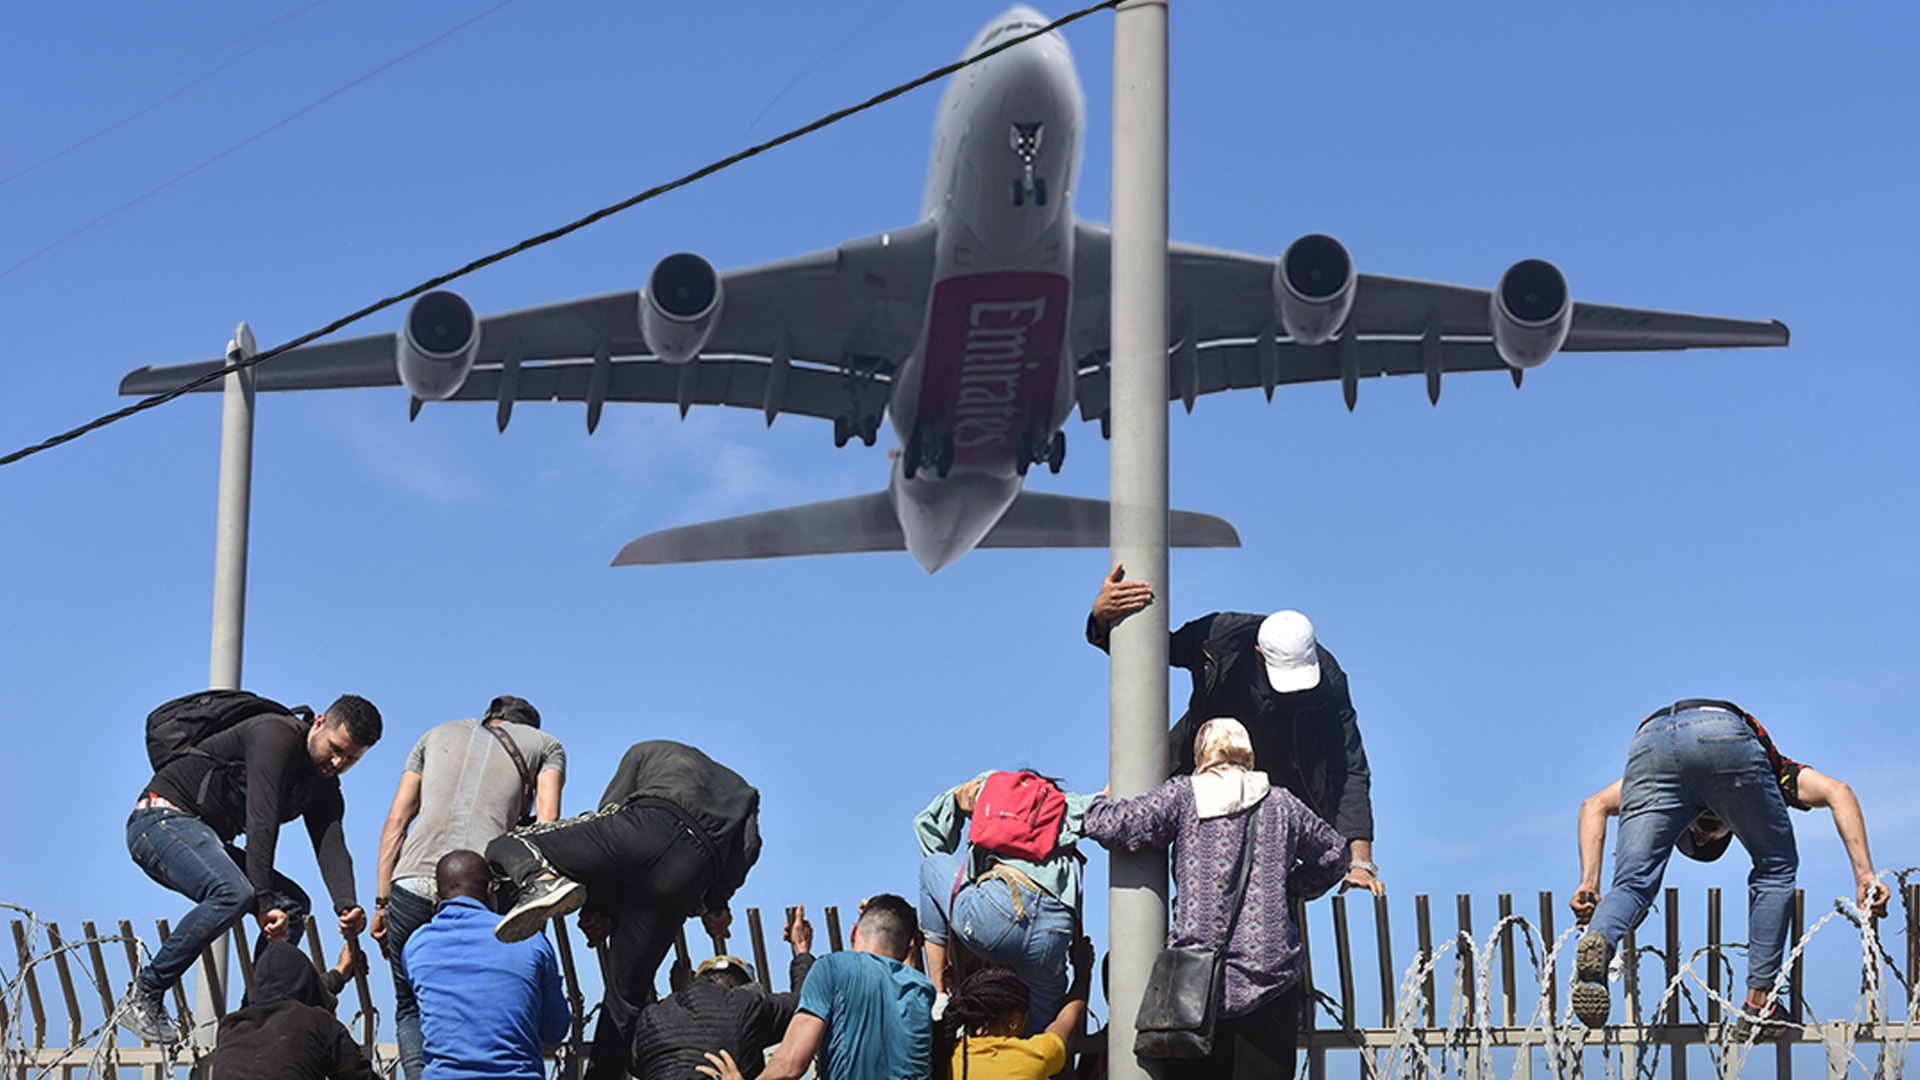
[117, 984, 178, 1044]
[1570, 933, 1612, 1027]
[1731, 998, 1792, 1042]
[495, 875, 585, 943]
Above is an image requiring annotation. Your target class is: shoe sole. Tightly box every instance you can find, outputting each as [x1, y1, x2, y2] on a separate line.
[1571, 934, 1611, 1027]
[495, 879, 585, 943]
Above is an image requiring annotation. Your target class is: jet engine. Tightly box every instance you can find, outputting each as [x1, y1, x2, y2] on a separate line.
[641, 252, 723, 364]
[1273, 233, 1355, 346]
[1490, 258, 1572, 369]
[397, 290, 480, 401]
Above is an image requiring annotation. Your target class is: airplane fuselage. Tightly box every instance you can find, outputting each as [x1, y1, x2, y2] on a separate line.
[884, 7, 1085, 571]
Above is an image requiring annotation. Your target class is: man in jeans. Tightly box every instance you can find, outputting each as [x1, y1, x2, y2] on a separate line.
[1569, 698, 1888, 1029]
[121, 695, 382, 1043]
[486, 739, 760, 1080]
[370, 695, 566, 1080]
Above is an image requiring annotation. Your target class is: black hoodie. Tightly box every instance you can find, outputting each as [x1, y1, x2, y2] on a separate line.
[210, 942, 376, 1080]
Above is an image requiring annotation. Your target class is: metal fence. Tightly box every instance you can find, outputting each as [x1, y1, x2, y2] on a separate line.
[7, 882, 1918, 1079]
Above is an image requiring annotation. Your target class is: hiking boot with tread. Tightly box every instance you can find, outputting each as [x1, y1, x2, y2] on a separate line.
[495, 875, 585, 943]
[1570, 932, 1612, 1027]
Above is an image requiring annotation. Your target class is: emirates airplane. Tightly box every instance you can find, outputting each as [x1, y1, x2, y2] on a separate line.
[122, 7, 1787, 573]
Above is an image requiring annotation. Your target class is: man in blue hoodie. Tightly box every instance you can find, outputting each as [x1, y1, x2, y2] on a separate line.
[405, 850, 571, 1079]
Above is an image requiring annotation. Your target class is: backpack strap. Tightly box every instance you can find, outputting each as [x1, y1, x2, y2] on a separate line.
[482, 721, 537, 824]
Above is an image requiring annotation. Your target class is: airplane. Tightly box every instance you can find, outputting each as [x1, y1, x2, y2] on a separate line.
[121, 6, 1788, 573]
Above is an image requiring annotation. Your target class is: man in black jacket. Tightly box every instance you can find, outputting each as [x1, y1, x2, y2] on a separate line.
[1089, 564, 1382, 894]
[486, 739, 762, 1080]
[209, 940, 376, 1080]
[121, 695, 382, 1043]
[631, 906, 815, 1080]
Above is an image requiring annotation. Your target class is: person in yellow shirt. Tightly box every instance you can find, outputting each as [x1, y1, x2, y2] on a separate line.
[939, 938, 1092, 1080]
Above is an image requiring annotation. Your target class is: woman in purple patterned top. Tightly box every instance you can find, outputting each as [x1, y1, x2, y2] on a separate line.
[1083, 718, 1350, 1080]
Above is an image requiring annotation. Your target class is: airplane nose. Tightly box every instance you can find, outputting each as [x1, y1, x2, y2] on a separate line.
[893, 469, 1021, 574]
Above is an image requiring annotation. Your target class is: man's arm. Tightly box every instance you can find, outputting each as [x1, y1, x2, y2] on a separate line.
[1796, 767, 1890, 916]
[1572, 781, 1623, 923]
[537, 940, 572, 1046]
[1330, 691, 1381, 895]
[1044, 935, 1094, 1046]
[303, 782, 363, 934]
[534, 768, 564, 823]
[755, 1012, 828, 1080]
[370, 771, 423, 948]
[240, 721, 300, 934]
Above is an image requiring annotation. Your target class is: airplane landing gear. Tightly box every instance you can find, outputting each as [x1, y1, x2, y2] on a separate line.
[1047, 430, 1065, 474]
[832, 416, 851, 448]
[859, 414, 878, 447]
[1015, 429, 1034, 477]
[934, 433, 956, 479]
[904, 424, 924, 480]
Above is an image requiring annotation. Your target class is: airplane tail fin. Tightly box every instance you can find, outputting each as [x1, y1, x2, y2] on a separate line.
[611, 489, 1240, 567]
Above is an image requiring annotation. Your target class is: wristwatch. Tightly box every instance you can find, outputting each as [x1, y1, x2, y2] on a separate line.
[1350, 860, 1379, 877]
[374, 896, 390, 910]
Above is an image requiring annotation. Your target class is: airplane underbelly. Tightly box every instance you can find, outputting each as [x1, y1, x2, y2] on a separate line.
[914, 271, 1071, 474]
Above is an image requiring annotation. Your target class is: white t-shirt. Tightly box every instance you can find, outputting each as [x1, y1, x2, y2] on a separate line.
[392, 718, 565, 882]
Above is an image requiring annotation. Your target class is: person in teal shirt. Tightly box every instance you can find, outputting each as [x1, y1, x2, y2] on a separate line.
[706, 895, 932, 1080]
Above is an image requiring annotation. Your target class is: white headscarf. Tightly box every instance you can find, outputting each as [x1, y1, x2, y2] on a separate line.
[1190, 717, 1270, 820]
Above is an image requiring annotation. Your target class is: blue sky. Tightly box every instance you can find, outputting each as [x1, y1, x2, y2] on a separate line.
[2, 0, 1916, 1065]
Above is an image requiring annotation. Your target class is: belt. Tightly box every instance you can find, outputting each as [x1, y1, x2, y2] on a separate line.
[976, 864, 1049, 920]
[1644, 698, 1746, 723]
[134, 792, 180, 812]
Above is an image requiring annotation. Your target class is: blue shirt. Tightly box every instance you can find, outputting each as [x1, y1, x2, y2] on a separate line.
[795, 950, 933, 1080]
[403, 896, 570, 1080]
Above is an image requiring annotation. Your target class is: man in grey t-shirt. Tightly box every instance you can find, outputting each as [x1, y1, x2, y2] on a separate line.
[370, 695, 566, 1080]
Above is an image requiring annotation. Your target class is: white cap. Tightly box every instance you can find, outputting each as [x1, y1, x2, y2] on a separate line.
[1256, 611, 1321, 692]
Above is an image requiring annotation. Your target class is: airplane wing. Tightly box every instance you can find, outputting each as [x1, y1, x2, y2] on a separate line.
[1068, 223, 1789, 420]
[119, 222, 939, 437]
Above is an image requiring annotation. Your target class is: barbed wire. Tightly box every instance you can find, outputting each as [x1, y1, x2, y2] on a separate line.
[0, 0, 1124, 471]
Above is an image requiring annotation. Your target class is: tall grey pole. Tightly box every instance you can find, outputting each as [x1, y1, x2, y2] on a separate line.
[1107, 4, 1170, 1080]
[196, 321, 256, 1046]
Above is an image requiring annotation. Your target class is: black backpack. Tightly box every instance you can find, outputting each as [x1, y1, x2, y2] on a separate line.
[144, 689, 311, 771]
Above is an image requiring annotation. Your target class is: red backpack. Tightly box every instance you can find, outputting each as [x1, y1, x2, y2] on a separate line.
[968, 771, 1068, 861]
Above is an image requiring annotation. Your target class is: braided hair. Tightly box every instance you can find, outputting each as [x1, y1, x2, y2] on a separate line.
[934, 966, 1033, 1080]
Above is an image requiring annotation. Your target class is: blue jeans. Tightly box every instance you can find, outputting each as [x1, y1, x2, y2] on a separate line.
[918, 853, 1075, 1033]
[1588, 708, 1799, 990]
[384, 881, 437, 1080]
[126, 807, 310, 994]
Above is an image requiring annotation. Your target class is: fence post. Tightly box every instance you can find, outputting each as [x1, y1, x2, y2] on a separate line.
[1780, 889, 1805, 1080]
[1666, 889, 1686, 1080]
[746, 908, 773, 992]
[1332, 895, 1356, 1032]
[11, 921, 47, 1050]
[80, 921, 117, 1051]
[1707, 889, 1723, 1024]
[824, 907, 844, 953]
[1416, 894, 1435, 1029]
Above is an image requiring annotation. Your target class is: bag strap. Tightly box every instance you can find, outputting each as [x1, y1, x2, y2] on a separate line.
[1216, 804, 1262, 957]
[482, 721, 536, 822]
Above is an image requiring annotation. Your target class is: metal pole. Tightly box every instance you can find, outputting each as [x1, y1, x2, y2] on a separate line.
[1107, 4, 1170, 1080]
[195, 321, 256, 1047]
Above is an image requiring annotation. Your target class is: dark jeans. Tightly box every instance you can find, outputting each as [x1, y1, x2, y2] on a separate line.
[487, 802, 716, 1080]
[1161, 983, 1302, 1080]
[384, 881, 437, 1080]
[126, 807, 310, 994]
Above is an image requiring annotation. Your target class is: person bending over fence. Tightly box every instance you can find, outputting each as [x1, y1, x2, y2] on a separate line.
[915, 769, 1096, 1031]
[486, 739, 761, 1080]
[1569, 697, 1887, 1032]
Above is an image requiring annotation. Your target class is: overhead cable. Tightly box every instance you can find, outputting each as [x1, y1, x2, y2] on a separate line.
[0, 0, 1122, 469]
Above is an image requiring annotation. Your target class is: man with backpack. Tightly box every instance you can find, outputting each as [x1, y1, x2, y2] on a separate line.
[370, 694, 566, 1080]
[913, 770, 1097, 1033]
[121, 690, 383, 1044]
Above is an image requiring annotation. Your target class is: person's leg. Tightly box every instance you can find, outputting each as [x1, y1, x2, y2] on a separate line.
[126, 809, 256, 995]
[917, 853, 964, 994]
[584, 828, 712, 1080]
[230, 847, 312, 947]
[1217, 983, 1301, 1080]
[1575, 718, 1698, 1026]
[383, 882, 437, 1080]
[1687, 712, 1800, 996]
